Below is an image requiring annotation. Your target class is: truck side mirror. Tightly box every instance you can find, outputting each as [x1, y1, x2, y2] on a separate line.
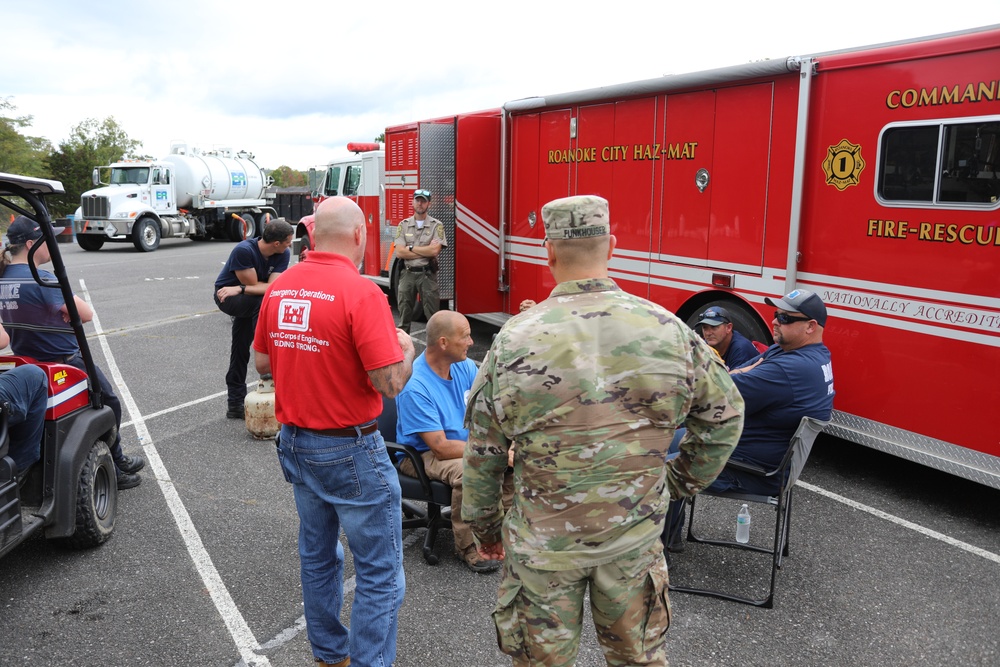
[92, 168, 100, 186]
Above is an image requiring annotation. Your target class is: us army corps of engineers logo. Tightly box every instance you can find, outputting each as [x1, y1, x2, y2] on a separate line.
[279, 299, 311, 332]
[822, 139, 865, 191]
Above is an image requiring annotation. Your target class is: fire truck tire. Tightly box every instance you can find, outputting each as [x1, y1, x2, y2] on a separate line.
[688, 300, 771, 347]
[76, 235, 105, 251]
[58, 440, 117, 549]
[298, 233, 311, 259]
[132, 217, 161, 252]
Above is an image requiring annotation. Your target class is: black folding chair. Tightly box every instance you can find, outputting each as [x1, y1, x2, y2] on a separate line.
[669, 416, 829, 608]
[377, 395, 453, 565]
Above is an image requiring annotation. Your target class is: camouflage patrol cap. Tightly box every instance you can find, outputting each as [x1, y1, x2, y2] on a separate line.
[541, 195, 610, 240]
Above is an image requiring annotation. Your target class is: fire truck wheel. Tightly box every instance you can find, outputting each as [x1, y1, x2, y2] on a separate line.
[76, 235, 105, 251]
[58, 440, 117, 549]
[688, 300, 771, 347]
[298, 233, 311, 259]
[132, 217, 161, 252]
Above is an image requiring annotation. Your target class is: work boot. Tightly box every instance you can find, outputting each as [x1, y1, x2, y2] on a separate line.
[116, 470, 142, 490]
[116, 453, 146, 474]
[226, 404, 244, 419]
[315, 658, 350, 667]
[457, 544, 501, 574]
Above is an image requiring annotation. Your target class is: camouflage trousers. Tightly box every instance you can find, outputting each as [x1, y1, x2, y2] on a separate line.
[491, 540, 671, 667]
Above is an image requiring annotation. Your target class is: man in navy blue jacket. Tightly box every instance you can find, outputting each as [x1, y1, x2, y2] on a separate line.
[665, 289, 834, 550]
[695, 306, 760, 370]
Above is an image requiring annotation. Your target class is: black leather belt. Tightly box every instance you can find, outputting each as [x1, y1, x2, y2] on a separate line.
[406, 266, 429, 273]
[300, 422, 378, 438]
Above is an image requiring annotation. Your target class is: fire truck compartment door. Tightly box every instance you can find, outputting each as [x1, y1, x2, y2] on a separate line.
[661, 83, 772, 271]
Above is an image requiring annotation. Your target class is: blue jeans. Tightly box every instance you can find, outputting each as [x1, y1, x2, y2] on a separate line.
[0, 365, 48, 474]
[276, 424, 405, 667]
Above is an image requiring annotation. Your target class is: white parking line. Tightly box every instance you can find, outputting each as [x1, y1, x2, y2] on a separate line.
[80, 279, 272, 667]
[798, 480, 1000, 564]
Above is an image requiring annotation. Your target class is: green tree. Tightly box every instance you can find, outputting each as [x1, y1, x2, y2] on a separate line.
[374, 132, 385, 144]
[0, 97, 52, 177]
[269, 165, 307, 188]
[47, 117, 142, 216]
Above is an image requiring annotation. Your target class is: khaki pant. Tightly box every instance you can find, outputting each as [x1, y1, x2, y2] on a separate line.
[492, 541, 672, 667]
[396, 268, 440, 333]
[400, 451, 513, 553]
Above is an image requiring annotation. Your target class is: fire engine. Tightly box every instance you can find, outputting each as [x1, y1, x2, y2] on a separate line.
[296, 142, 384, 259]
[365, 25, 1000, 488]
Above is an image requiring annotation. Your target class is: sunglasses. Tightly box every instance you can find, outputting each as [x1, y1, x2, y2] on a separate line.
[774, 311, 813, 325]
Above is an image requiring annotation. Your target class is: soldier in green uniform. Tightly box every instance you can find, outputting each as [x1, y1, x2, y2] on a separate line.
[394, 188, 447, 333]
[462, 195, 745, 667]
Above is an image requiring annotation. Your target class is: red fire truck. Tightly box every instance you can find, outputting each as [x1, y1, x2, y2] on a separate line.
[371, 25, 1000, 488]
[296, 142, 384, 259]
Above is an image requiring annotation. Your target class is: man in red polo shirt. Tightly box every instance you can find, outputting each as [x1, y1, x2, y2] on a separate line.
[253, 196, 414, 667]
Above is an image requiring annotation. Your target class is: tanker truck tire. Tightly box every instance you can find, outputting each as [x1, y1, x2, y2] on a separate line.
[230, 213, 256, 242]
[77, 236, 105, 251]
[132, 217, 161, 252]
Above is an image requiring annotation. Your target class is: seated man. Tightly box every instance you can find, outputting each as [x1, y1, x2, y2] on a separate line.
[395, 310, 512, 573]
[0, 216, 145, 489]
[665, 289, 835, 550]
[0, 323, 48, 481]
[695, 306, 759, 369]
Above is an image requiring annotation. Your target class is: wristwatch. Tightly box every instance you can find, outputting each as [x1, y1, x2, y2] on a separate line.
[408, 245, 413, 251]
[240, 284, 246, 295]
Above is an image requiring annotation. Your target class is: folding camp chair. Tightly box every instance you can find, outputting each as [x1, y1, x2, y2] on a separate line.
[669, 416, 829, 608]
[377, 395, 453, 565]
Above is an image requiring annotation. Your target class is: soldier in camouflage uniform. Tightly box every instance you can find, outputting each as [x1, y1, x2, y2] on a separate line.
[394, 188, 447, 333]
[462, 195, 745, 667]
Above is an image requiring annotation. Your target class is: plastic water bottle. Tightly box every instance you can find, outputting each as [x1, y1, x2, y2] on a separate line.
[736, 504, 751, 543]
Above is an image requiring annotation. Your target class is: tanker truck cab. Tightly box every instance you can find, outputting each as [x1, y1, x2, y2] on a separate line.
[74, 143, 276, 253]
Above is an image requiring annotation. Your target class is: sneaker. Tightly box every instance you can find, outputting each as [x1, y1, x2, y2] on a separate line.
[116, 470, 142, 490]
[116, 453, 146, 474]
[456, 545, 501, 574]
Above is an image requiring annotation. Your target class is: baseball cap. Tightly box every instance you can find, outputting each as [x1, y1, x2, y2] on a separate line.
[414, 189, 432, 200]
[5, 215, 64, 245]
[696, 306, 732, 327]
[541, 195, 610, 240]
[765, 289, 828, 326]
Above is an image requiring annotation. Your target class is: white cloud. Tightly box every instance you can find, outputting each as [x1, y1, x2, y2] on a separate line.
[5, 0, 999, 169]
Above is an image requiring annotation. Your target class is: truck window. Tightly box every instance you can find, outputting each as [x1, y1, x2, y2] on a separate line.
[343, 165, 361, 197]
[878, 118, 1000, 207]
[324, 166, 342, 196]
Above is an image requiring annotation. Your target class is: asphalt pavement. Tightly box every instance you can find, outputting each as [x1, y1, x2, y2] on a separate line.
[1, 237, 998, 666]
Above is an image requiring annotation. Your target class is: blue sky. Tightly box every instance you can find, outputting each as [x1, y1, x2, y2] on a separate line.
[6, 0, 1000, 170]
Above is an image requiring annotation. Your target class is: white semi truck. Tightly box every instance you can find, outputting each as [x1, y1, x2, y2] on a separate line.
[73, 143, 276, 252]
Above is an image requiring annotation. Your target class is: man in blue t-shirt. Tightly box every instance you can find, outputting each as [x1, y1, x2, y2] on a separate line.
[0, 216, 145, 489]
[665, 289, 834, 550]
[214, 219, 293, 419]
[396, 310, 512, 573]
[695, 305, 760, 370]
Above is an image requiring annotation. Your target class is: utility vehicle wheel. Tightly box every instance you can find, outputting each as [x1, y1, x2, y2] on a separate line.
[77, 235, 105, 251]
[60, 440, 117, 549]
[686, 300, 771, 346]
[132, 217, 161, 252]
